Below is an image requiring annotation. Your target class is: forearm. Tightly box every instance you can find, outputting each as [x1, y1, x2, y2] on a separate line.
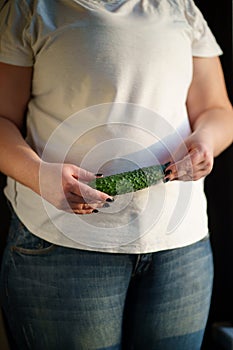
[191, 107, 233, 157]
[0, 117, 41, 194]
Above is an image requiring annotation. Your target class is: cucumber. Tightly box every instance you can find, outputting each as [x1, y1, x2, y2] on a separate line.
[88, 163, 168, 196]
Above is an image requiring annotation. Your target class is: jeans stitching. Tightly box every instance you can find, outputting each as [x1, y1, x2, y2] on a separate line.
[10, 244, 56, 255]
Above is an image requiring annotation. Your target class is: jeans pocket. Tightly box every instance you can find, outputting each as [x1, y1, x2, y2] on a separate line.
[11, 243, 56, 255]
[8, 211, 56, 256]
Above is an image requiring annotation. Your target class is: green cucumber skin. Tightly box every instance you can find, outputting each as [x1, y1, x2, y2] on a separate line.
[88, 163, 167, 196]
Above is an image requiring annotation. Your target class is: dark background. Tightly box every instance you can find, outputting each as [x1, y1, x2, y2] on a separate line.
[196, 0, 233, 348]
[0, 1, 233, 349]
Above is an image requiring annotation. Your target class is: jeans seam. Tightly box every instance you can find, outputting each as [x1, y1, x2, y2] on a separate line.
[10, 244, 56, 255]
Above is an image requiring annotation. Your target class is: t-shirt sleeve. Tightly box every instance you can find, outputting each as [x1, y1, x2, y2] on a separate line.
[184, 0, 223, 57]
[0, 0, 34, 66]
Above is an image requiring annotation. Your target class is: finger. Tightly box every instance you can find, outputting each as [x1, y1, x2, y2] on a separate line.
[72, 167, 97, 182]
[188, 148, 203, 165]
[73, 208, 99, 215]
[198, 159, 213, 173]
[164, 148, 208, 181]
[64, 202, 100, 214]
[71, 181, 113, 202]
[71, 202, 95, 210]
[66, 192, 112, 212]
[187, 147, 214, 172]
[68, 195, 110, 208]
[165, 164, 211, 182]
[168, 157, 193, 180]
[69, 198, 107, 210]
[66, 208, 99, 215]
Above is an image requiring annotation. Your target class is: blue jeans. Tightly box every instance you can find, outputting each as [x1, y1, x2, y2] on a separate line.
[1, 212, 213, 350]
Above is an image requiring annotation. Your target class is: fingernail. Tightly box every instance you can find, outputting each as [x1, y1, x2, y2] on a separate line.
[163, 177, 170, 183]
[103, 203, 110, 208]
[95, 173, 103, 177]
[165, 170, 172, 176]
[92, 209, 99, 213]
[106, 198, 114, 202]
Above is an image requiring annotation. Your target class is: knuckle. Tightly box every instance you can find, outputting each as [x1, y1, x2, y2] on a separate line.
[63, 183, 72, 193]
[62, 178, 75, 192]
[206, 161, 213, 170]
[192, 175, 199, 181]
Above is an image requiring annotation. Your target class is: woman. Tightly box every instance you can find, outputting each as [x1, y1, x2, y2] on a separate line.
[0, 0, 233, 349]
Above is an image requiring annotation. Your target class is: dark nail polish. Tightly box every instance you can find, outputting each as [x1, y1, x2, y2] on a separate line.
[95, 173, 103, 177]
[92, 209, 99, 213]
[165, 169, 172, 176]
[163, 177, 170, 183]
[106, 198, 114, 202]
[103, 203, 110, 208]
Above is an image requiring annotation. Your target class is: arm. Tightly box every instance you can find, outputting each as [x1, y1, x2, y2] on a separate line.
[0, 63, 41, 189]
[187, 56, 233, 156]
[0, 62, 111, 213]
[165, 56, 233, 181]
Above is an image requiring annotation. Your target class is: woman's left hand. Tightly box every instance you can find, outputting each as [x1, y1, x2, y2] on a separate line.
[164, 131, 214, 182]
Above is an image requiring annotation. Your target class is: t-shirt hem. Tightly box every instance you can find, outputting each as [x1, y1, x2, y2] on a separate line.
[0, 55, 33, 67]
[8, 204, 209, 254]
[192, 48, 223, 58]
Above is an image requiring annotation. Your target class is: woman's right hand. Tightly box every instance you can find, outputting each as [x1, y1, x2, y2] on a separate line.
[39, 162, 113, 215]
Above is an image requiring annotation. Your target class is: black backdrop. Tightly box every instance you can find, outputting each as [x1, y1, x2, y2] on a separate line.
[195, 0, 233, 349]
[0, 1, 233, 349]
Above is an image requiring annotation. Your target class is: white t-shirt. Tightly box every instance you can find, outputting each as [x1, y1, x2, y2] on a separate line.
[0, 0, 222, 253]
